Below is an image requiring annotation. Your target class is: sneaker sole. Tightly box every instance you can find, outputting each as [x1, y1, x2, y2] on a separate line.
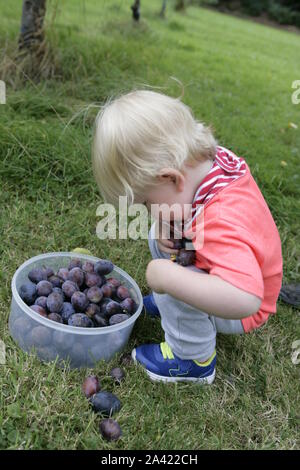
[131, 348, 215, 385]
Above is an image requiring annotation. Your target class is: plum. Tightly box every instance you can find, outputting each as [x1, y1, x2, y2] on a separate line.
[85, 272, 103, 288]
[89, 391, 121, 416]
[105, 300, 122, 318]
[93, 314, 108, 327]
[86, 303, 100, 318]
[86, 286, 103, 304]
[43, 266, 54, 278]
[169, 237, 184, 250]
[68, 313, 93, 328]
[67, 267, 85, 287]
[99, 298, 112, 314]
[53, 287, 65, 300]
[30, 305, 47, 317]
[106, 277, 121, 288]
[82, 261, 94, 273]
[104, 282, 117, 296]
[28, 268, 48, 284]
[94, 260, 114, 276]
[53, 330, 74, 351]
[99, 419, 122, 441]
[30, 326, 52, 346]
[110, 367, 125, 384]
[82, 375, 101, 398]
[34, 296, 48, 310]
[109, 314, 130, 326]
[71, 291, 89, 312]
[68, 258, 82, 270]
[57, 268, 69, 282]
[116, 285, 130, 301]
[36, 280, 53, 297]
[62, 280, 79, 298]
[48, 312, 63, 323]
[47, 292, 64, 313]
[101, 284, 113, 298]
[120, 298, 136, 314]
[48, 275, 63, 288]
[176, 249, 195, 266]
[12, 316, 31, 336]
[61, 302, 75, 323]
[19, 281, 37, 305]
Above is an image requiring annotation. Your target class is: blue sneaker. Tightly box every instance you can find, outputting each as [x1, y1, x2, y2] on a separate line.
[143, 293, 160, 318]
[131, 342, 216, 384]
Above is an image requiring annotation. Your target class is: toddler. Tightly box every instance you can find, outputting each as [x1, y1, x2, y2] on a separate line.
[92, 90, 283, 384]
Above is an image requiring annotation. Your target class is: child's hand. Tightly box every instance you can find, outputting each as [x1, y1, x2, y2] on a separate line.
[157, 222, 180, 255]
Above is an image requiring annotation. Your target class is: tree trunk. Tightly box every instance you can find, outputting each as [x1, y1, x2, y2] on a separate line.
[160, 0, 167, 17]
[19, 0, 47, 50]
[175, 0, 185, 11]
[131, 0, 141, 21]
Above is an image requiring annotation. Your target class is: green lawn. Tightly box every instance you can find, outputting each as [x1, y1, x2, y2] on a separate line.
[0, 0, 299, 450]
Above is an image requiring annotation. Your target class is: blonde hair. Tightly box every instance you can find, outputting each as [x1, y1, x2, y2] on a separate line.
[92, 90, 217, 206]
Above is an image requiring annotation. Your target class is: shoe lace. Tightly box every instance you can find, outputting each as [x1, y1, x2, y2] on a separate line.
[160, 342, 174, 360]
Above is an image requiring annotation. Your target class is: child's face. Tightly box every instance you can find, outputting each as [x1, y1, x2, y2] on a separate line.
[141, 159, 213, 223]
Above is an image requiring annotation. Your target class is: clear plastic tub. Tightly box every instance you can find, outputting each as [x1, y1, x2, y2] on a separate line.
[9, 252, 143, 368]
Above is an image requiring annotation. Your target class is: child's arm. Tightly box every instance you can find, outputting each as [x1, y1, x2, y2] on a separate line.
[146, 259, 262, 320]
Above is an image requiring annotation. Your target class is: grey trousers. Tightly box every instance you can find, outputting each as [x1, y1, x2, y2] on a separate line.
[148, 223, 245, 361]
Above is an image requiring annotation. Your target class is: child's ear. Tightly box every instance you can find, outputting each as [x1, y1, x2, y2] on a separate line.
[157, 168, 185, 191]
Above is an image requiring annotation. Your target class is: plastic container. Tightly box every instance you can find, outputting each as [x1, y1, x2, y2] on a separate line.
[9, 252, 143, 368]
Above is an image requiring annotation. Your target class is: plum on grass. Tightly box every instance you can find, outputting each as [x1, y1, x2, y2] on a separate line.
[34, 296, 48, 310]
[71, 291, 89, 312]
[109, 314, 130, 326]
[99, 419, 122, 441]
[94, 260, 114, 276]
[48, 312, 63, 323]
[68, 313, 93, 327]
[30, 305, 47, 317]
[19, 281, 37, 305]
[61, 302, 75, 323]
[86, 286, 103, 304]
[62, 280, 79, 298]
[89, 391, 121, 416]
[28, 268, 48, 284]
[68, 267, 85, 287]
[47, 292, 64, 313]
[110, 368, 125, 384]
[82, 376, 101, 398]
[36, 280, 53, 297]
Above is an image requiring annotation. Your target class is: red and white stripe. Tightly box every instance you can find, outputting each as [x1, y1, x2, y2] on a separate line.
[183, 146, 246, 233]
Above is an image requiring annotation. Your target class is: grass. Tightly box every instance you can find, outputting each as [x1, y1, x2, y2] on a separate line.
[0, 0, 300, 450]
